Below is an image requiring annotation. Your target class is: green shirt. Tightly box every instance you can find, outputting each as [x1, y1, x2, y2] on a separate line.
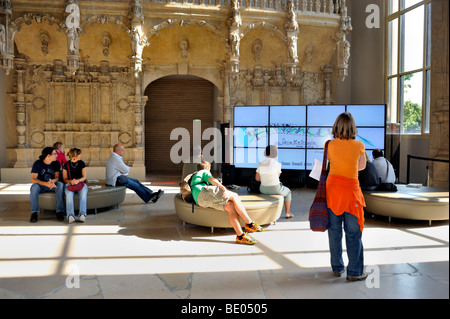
[191, 170, 212, 203]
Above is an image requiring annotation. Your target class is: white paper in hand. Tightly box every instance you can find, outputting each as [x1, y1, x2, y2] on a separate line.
[309, 159, 322, 181]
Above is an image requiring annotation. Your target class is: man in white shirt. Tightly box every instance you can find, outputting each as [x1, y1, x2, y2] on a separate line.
[106, 144, 164, 203]
[372, 149, 396, 184]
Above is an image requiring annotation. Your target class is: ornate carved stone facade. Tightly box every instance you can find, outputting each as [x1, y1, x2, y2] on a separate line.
[1, 0, 351, 171]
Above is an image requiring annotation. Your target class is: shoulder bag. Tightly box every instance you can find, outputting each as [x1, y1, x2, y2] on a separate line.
[376, 159, 397, 192]
[66, 162, 85, 192]
[309, 140, 331, 232]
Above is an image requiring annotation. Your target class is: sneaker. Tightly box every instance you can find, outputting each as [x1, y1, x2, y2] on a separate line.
[151, 190, 164, 203]
[236, 233, 257, 245]
[333, 269, 345, 277]
[30, 212, 38, 223]
[346, 273, 368, 282]
[67, 215, 75, 224]
[56, 211, 65, 221]
[78, 214, 86, 223]
[244, 221, 265, 233]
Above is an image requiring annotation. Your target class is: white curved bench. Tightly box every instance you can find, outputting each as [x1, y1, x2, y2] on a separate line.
[363, 184, 449, 225]
[174, 193, 283, 233]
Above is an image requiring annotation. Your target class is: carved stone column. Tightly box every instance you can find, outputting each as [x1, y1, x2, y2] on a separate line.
[14, 58, 27, 148]
[0, 0, 14, 74]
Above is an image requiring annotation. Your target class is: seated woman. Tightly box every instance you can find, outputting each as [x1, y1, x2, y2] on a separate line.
[255, 145, 293, 218]
[190, 161, 265, 245]
[63, 148, 88, 223]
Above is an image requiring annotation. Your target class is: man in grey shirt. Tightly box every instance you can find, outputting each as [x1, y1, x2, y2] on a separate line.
[106, 144, 164, 203]
[372, 149, 396, 184]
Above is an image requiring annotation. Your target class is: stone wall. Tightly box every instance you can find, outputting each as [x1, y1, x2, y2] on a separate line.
[1, 0, 350, 172]
[429, 0, 449, 188]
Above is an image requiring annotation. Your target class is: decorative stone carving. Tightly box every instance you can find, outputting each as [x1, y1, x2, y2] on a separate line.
[180, 38, 188, 60]
[64, 0, 81, 75]
[0, 23, 5, 54]
[251, 39, 262, 63]
[305, 43, 314, 65]
[39, 29, 50, 56]
[333, 2, 352, 81]
[285, 0, 299, 65]
[101, 32, 111, 57]
[321, 63, 334, 104]
[3, 2, 352, 170]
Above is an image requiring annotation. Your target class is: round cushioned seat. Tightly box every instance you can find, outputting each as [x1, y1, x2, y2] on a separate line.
[363, 184, 449, 225]
[38, 181, 126, 214]
[174, 193, 283, 233]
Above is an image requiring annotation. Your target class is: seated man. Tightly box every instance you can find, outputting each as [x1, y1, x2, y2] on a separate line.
[372, 149, 396, 184]
[30, 147, 65, 222]
[358, 152, 379, 191]
[189, 161, 265, 245]
[106, 144, 164, 203]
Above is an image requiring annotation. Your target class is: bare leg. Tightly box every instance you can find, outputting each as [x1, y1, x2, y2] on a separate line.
[285, 201, 293, 218]
[227, 193, 252, 224]
[224, 201, 244, 236]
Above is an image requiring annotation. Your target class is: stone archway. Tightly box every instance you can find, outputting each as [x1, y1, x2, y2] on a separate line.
[144, 75, 216, 175]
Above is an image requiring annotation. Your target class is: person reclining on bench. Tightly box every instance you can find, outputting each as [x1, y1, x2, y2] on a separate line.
[189, 161, 265, 245]
[106, 144, 164, 204]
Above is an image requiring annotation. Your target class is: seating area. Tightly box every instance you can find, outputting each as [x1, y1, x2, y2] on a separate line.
[38, 181, 126, 214]
[174, 192, 284, 233]
[363, 184, 449, 225]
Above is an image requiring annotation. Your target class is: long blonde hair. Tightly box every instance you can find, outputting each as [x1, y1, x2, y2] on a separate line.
[331, 112, 357, 139]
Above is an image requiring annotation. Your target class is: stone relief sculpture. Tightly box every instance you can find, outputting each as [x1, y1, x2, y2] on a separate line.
[39, 30, 50, 56]
[305, 43, 314, 65]
[333, 3, 352, 81]
[251, 39, 262, 63]
[64, 0, 81, 75]
[180, 38, 188, 60]
[3, 1, 353, 169]
[0, 23, 5, 54]
[101, 32, 111, 57]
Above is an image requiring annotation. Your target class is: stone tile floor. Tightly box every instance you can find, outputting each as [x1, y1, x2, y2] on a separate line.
[0, 174, 448, 301]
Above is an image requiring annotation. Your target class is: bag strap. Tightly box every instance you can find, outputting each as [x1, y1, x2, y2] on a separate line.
[384, 159, 389, 180]
[66, 162, 71, 180]
[321, 140, 331, 175]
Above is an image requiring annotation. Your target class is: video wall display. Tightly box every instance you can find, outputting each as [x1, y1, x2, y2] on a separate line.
[233, 104, 386, 170]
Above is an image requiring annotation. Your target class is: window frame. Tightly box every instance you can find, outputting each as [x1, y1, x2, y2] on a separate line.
[385, 0, 431, 135]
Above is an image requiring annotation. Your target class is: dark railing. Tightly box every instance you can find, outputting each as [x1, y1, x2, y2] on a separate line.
[406, 154, 449, 185]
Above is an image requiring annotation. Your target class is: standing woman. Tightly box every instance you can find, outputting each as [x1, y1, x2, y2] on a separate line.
[63, 148, 88, 223]
[255, 145, 293, 218]
[326, 112, 367, 281]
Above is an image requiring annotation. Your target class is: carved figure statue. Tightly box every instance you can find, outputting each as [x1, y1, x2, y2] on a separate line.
[0, 24, 5, 54]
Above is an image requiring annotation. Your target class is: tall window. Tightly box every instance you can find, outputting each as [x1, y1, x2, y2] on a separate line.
[386, 0, 431, 134]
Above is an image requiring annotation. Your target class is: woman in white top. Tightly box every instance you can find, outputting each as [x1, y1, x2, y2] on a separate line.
[255, 145, 293, 218]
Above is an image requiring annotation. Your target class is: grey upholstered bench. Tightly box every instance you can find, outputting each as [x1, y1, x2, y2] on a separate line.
[38, 181, 126, 214]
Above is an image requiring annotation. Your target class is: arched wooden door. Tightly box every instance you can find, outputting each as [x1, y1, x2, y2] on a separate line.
[144, 75, 214, 174]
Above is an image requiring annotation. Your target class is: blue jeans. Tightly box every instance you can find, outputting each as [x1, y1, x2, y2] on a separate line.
[116, 175, 152, 203]
[65, 183, 88, 218]
[30, 182, 65, 213]
[327, 209, 364, 277]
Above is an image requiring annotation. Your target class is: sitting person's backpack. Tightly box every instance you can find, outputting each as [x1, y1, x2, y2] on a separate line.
[247, 176, 261, 193]
[179, 171, 198, 212]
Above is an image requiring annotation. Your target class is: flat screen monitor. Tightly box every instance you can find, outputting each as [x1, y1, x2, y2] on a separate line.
[233, 104, 386, 170]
